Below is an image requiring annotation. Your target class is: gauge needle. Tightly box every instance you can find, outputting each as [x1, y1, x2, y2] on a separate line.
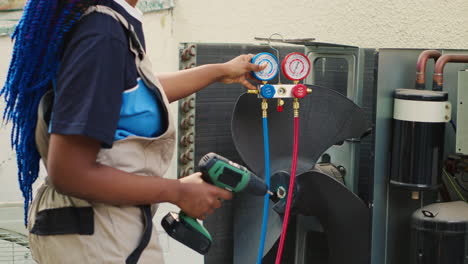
[294, 62, 300, 73]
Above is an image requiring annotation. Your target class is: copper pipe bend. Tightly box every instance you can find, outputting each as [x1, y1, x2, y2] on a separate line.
[415, 50, 441, 89]
[433, 54, 468, 91]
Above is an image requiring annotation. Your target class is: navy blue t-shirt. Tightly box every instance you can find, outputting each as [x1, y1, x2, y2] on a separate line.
[51, 0, 146, 147]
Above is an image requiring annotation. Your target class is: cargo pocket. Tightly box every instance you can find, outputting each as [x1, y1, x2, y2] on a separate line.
[30, 206, 94, 235]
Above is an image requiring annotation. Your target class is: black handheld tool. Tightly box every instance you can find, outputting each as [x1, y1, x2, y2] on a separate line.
[161, 152, 271, 254]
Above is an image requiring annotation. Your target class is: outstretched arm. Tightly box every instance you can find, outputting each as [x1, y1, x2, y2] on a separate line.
[158, 54, 265, 102]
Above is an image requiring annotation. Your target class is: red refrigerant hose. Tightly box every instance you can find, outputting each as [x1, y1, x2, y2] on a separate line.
[275, 113, 300, 264]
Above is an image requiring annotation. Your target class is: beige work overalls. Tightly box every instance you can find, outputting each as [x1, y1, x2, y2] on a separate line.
[28, 6, 175, 264]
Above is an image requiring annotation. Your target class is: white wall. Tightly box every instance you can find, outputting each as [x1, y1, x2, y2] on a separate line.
[0, 37, 23, 203]
[0, 0, 467, 261]
[146, 0, 468, 51]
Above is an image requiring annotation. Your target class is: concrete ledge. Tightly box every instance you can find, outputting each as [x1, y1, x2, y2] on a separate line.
[0, 0, 175, 37]
[137, 0, 175, 13]
[0, 202, 27, 236]
[0, 9, 20, 37]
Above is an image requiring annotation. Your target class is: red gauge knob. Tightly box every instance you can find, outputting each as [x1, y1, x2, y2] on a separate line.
[292, 84, 308, 99]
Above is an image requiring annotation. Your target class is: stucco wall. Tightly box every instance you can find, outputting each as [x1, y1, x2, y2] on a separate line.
[0, 0, 467, 261]
[0, 37, 22, 202]
[158, 0, 468, 49]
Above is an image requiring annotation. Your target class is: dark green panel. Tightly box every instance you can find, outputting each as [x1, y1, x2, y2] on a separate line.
[191, 43, 302, 264]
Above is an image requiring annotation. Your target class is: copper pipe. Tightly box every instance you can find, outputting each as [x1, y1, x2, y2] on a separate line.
[433, 54, 468, 91]
[415, 50, 441, 89]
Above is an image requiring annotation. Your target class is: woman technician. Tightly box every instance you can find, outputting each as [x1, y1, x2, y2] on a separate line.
[2, 0, 264, 263]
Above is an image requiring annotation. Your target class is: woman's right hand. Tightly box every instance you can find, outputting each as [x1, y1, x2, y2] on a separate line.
[175, 172, 233, 220]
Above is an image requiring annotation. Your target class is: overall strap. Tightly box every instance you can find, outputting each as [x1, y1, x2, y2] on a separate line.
[126, 205, 153, 264]
[82, 5, 164, 102]
[82, 6, 155, 264]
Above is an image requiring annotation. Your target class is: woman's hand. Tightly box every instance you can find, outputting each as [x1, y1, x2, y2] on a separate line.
[159, 53, 267, 102]
[175, 172, 233, 220]
[219, 54, 267, 90]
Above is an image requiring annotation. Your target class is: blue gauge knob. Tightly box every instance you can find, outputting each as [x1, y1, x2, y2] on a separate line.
[260, 84, 276, 98]
[251, 52, 279, 82]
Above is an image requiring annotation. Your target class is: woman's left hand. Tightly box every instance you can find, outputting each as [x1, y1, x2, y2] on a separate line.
[220, 54, 267, 90]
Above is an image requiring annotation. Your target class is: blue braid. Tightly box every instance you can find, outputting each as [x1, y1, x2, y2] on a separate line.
[1, 0, 96, 225]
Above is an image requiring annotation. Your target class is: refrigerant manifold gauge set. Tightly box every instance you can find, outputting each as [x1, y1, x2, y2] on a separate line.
[247, 50, 312, 264]
[249, 51, 312, 108]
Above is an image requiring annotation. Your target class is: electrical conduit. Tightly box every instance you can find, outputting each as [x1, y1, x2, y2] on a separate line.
[257, 99, 271, 264]
[275, 98, 300, 264]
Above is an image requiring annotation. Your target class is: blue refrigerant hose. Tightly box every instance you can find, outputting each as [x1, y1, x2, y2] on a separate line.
[257, 116, 271, 264]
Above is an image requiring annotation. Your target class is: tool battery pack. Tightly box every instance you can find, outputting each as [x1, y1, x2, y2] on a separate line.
[161, 212, 212, 255]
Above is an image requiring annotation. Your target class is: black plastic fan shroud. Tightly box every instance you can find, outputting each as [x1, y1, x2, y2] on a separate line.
[231, 84, 371, 264]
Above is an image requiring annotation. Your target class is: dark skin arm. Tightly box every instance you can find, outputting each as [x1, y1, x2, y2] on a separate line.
[47, 134, 232, 219]
[159, 54, 265, 102]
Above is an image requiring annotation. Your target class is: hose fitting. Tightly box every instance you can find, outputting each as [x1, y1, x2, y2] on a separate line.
[293, 98, 299, 117]
[262, 99, 268, 118]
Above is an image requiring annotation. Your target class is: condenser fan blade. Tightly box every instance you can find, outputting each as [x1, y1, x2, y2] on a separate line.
[294, 170, 371, 264]
[231, 85, 371, 177]
[232, 193, 283, 264]
[231, 85, 371, 263]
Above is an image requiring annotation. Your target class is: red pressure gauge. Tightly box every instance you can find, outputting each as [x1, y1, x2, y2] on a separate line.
[281, 52, 311, 81]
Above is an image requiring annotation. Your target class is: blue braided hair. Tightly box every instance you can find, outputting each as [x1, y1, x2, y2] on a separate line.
[1, 0, 96, 225]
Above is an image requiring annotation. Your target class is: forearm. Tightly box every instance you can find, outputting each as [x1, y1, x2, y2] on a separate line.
[158, 64, 227, 102]
[51, 163, 181, 205]
[48, 134, 182, 205]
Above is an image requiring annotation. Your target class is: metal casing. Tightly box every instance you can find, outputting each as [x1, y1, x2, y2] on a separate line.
[457, 71, 468, 154]
[410, 201, 468, 264]
[390, 89, 449, 190]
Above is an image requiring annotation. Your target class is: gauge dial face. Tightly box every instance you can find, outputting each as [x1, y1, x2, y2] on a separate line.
[251, 52, 279, 81]
[282, 52, 311, 81]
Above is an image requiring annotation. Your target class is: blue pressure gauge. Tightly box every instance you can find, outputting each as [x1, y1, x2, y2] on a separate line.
[251, 52, 279, 82]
